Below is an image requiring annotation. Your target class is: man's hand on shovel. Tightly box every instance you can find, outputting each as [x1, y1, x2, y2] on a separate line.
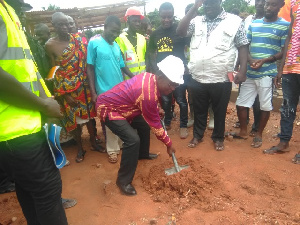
[167, 145, 176, 157]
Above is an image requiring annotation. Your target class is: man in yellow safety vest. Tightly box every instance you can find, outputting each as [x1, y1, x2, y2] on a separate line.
[116, 7, 147, 79]
[0, 0, 68, 224]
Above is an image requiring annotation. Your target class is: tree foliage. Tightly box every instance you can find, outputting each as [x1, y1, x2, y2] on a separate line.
[147, 9, 161, 29]
[85, 29, 103, 40]
[222, 0, 252, 13]
[42, 4, 61, 11]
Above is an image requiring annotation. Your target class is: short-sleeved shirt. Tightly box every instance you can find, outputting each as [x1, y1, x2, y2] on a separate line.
[87, 36, 125, 95]
[247, 18, 290, 79]
[148, 23, 188, 65]
[187, 10, 248, 48]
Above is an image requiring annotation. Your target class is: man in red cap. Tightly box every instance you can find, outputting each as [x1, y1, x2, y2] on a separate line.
[115, 7, 147, 79]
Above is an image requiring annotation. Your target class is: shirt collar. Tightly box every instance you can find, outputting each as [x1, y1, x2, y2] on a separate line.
[203, 9, 227, 22]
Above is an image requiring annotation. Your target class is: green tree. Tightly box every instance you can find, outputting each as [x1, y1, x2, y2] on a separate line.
[147, 9, 160, 29]
[222, 0, 251, 13]
[42, 4, 60, 11]
[85, 29, 103, 40]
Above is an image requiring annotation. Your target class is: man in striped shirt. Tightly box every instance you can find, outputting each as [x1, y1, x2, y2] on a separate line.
[236, 0, 289, 148]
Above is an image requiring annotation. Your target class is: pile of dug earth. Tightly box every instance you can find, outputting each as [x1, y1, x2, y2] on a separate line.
[140, 158, 230, 214]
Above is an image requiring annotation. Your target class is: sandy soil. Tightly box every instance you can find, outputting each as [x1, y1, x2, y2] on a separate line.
[1, 102, 300, 225]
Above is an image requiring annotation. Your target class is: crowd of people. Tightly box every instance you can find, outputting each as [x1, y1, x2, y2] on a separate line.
[0, 0, 300, 224]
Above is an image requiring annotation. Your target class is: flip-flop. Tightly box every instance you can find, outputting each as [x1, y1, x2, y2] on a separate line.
[225, 132, 248, 140]
[292, 153, 300, 164]
[263, 146, 289, 154]
[251, 137, 262, 148]
[214, 141, 224, 151]
[75, 150, 86, 163]
[187, 138, 202, 148]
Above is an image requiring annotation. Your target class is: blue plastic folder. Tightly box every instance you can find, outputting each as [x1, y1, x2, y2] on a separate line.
[44, 123, 67, 169]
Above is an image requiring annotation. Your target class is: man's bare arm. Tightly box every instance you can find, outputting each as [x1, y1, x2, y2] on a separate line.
[121, 67, 135, 78]
[234, 45, 249, 84]
[45, 40, 57, 67]
[176, 0, 203, 37]
[87, 64, 98, 103]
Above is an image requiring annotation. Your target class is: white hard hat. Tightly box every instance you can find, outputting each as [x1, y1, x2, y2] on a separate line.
[157, 55, 184, 84]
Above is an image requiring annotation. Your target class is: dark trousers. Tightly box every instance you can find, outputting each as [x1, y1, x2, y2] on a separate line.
[279, 74, 300, 142]
[105, 115, 150, 185]
[191, 80, 232, 142]
[0, 168, 13, 191]
[0, 131, 68, 225]
[161, 83, 188, 128]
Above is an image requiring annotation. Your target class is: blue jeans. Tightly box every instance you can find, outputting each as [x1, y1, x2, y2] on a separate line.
[161, 83, 188, 128]
[279, 74, 300, 142]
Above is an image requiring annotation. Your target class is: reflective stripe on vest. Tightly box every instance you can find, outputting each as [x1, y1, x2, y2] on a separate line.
[116, 33, 146, 75]
[0, 16, 33, 60]
[0, 2, 41, 142]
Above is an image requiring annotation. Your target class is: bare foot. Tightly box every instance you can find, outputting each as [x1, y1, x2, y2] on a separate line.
[263, 142, 289, 154]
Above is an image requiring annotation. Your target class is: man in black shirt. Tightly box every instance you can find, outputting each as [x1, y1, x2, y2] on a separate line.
[148, 2, 189, 139]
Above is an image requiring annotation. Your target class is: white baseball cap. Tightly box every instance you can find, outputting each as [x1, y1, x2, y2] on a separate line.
[157, 55, 184, 84]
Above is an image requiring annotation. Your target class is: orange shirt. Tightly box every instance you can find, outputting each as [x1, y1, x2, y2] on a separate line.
[278, 0, 291, 22]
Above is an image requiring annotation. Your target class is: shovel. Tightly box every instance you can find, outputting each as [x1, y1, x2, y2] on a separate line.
[160, 119, 190, 175]
[165, 152, 190, 176]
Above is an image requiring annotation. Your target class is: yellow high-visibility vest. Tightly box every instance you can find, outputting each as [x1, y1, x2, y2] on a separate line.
[116, 32, 146, 79]
[0, 1, 42, 142]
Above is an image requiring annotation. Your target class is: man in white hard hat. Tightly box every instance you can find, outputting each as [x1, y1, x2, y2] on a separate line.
[115, 7, 147, 79]
[96, 55, 182, 196]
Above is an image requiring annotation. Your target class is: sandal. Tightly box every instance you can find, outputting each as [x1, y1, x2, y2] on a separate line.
[251, 137, 262, 148]
[214, 141, 224, 151]
[188, 138, 202, 148]
[108, 153, 118, 163]
[225, 132, 248, 140]
[75, 150, 86, 163]
[292, 153, 300, 164]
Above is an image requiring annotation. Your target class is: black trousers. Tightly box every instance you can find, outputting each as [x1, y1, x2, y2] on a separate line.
[191, 80, 232, 142]
[105, 115, 150, 185]
[161, 83, 188, 128]
[0, 131, 68, 225]
[0, 168, 13, 191]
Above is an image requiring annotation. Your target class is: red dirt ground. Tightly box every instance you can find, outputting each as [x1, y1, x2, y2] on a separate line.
[1, 102, 300, 225]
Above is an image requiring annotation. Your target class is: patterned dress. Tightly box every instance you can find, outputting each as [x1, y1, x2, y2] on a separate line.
[283, 0, 300, 74]
[54, 34, 96, 132]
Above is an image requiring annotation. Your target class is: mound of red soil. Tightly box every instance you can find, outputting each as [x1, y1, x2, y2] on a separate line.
[141, 158, 230, 213]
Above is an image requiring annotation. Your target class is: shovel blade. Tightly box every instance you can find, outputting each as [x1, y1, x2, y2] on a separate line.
[165, 165, 189, 176]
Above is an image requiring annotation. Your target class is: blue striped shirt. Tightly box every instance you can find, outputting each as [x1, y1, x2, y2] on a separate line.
[247, 18, 290, 79]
